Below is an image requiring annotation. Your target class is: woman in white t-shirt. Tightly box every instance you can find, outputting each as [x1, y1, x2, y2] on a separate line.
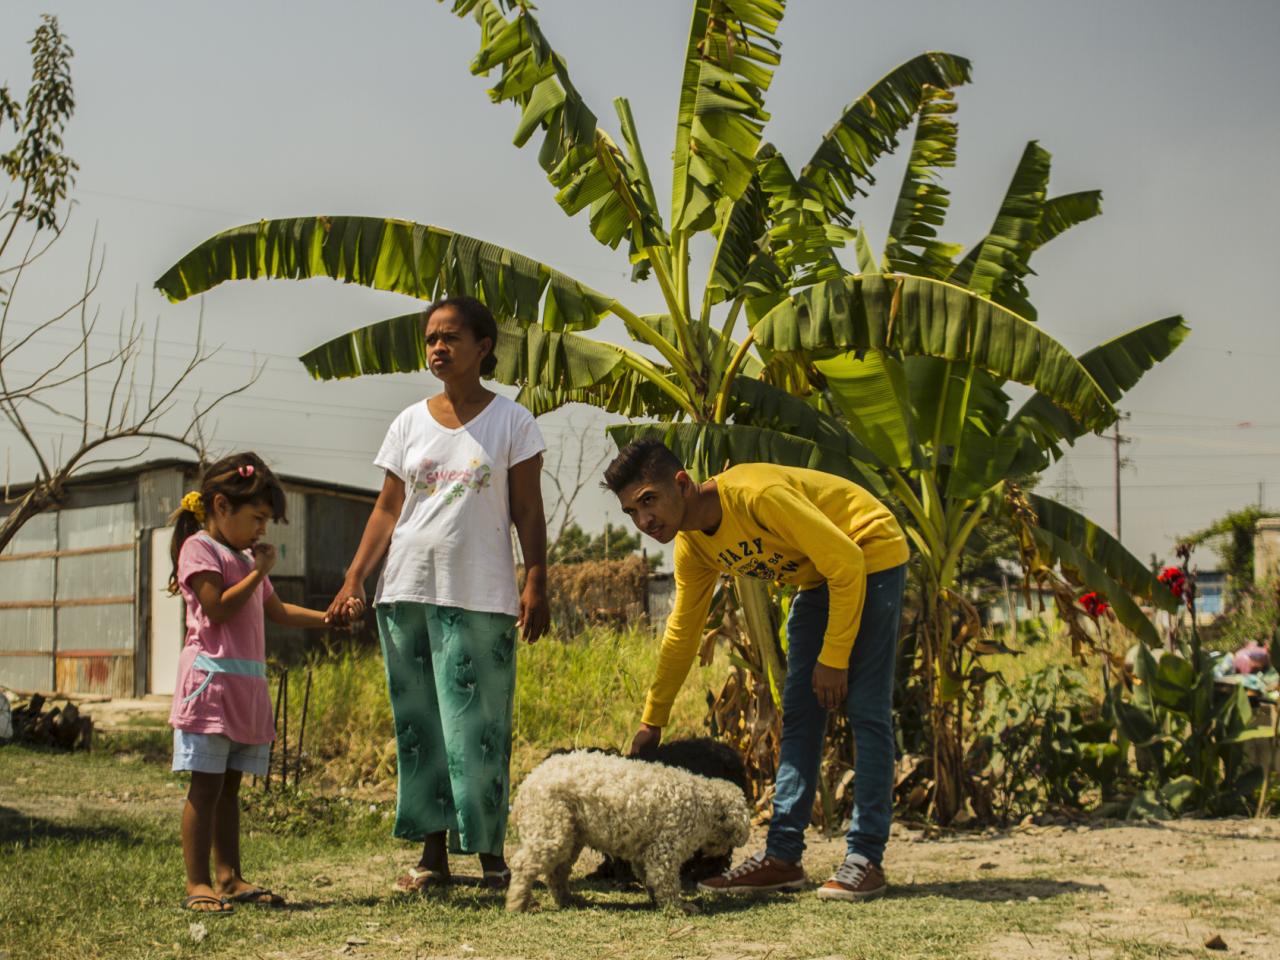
[328, 296, 548, 892]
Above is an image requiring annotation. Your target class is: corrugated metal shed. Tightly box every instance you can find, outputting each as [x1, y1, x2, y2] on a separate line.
[0, 458, 379, 694]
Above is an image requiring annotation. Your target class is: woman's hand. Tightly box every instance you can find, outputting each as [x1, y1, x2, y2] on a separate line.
[326, 580, 366, 626]
[517, 580, 549, 644]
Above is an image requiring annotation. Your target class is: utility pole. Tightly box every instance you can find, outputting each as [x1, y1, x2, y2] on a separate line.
[1113, 412, 1131, 542]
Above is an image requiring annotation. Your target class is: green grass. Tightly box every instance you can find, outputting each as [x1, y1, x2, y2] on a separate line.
[0, 745, 1067, 960]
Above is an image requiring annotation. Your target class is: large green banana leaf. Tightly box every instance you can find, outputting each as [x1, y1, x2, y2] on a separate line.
[814, 349, 917, 470]
[608, 420, 884, 494]
[1002, 316, 1189, 473]
[952, 141, 1051, 315]
[671, 0, 786, 233]
[883, 85, 964, 279]
[706, 168, 787, 308]
[298, 308, 684, 421]
[155, 217, 614, 333]
[1028, 493, 1178, 613]
[753, 274, 1115, 430]
[799, 52, 971, 227]
[758, 149, 852, 285]
[440, 0, 665, 265]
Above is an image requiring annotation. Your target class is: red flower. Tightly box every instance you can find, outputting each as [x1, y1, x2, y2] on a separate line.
[1157, 566, 1187, 599]
[1079, 591, 1110, 617]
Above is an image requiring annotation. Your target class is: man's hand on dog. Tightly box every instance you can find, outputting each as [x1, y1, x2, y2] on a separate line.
[628, 723, 662, 757]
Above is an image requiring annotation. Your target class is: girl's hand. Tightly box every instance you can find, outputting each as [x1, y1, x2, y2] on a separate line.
[326, 582, 366, 626]
[252, 542, 278, 575]
[517, 582, 549, 644]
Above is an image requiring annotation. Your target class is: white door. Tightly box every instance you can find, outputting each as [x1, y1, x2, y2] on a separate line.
[148, 527, 184, 695]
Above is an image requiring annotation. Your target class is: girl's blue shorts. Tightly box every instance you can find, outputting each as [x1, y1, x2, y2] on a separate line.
[172, 729, 270, 776]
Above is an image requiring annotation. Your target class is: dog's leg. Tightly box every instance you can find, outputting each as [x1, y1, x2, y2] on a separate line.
[506, 804, 576, 913]
[546, 841, 582, 908]
[640, 844, 699, 915]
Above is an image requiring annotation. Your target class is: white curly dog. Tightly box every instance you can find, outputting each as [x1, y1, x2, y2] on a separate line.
[505, 750, 751, 913]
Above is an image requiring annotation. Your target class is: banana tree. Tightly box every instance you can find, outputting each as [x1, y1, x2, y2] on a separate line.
[747, 85, 1187, 820]
[155, 1, 1162, 819]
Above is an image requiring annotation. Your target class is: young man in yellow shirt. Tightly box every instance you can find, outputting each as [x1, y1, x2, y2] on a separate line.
[604, 439, 909, 901]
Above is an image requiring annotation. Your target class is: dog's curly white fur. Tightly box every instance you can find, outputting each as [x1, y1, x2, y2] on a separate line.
[505, 750, 751, 913]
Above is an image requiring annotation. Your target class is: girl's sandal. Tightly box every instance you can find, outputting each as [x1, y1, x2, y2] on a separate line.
[394, 866, 450, 893]
[481, 868, 512, 890]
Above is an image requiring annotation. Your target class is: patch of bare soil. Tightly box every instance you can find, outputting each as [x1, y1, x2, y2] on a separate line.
[822, 817, 1280, 959]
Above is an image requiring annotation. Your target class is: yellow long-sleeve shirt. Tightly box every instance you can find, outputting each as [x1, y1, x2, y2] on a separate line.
[642, 463, 909, 727]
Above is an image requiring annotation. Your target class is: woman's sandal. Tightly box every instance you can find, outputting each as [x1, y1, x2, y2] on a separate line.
[481, 868, 511, 890]
[182, 894, 233, 914]
[394, 866, 450, 893]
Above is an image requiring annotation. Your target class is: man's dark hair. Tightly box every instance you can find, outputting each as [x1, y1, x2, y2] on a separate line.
[425, 295, 500, 377]
[601, 438, 685, 494]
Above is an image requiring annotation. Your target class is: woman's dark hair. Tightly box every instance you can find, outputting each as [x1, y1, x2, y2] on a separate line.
[425, 295, 500, 378]
[167, 451, 287, 593]
[601, 438, 685, 494]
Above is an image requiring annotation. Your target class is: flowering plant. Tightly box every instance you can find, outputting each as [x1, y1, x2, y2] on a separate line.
[1157, 565, 1187, 600]
[1079, 591, 1109, 617]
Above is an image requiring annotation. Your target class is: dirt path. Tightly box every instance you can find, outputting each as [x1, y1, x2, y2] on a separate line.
[812, 816, 1280, 959]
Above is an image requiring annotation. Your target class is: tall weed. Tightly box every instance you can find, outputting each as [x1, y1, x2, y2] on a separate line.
[280, 627, 720, 790]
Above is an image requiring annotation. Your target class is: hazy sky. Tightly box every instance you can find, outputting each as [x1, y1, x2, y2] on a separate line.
[3, 0, 1278, 571]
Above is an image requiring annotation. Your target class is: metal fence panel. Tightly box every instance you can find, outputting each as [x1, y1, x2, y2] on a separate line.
[58, 502, 134, 551]
[0, 608, 54, 652]
[56, 604, 134, 652]
[56, 551, 134, 601]
[0, 654, 52, 692]
[0, 557, 54, 602]
[2, 512, 56, 554]
[56, 655, 133, 698]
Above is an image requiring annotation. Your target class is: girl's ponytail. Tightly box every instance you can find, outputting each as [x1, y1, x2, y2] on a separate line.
[167, 452, 286, 594]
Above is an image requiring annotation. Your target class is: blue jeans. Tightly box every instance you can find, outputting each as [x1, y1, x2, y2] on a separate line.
[765, 564, 906, 866]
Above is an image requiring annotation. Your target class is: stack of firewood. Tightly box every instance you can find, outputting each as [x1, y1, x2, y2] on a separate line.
[3, 694, 93, 750]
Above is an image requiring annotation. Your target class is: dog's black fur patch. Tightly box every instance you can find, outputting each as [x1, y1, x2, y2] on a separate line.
[577, 737, 750, 886]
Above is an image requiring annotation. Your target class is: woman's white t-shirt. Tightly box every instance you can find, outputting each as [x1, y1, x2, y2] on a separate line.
[373, 394, 545, 616]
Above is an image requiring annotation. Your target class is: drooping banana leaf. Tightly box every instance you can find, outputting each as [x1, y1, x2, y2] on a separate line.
[1028, 523, 1161, 647]
[797, 52, 972, 226]
[725, 375, 885, 487]
[671, 0, 787, 233]
[155, 217, 614, 333]
[753, 273, 1115, 430]
[1032, 190, 1103, 250]
[608, 420, 885, 495]
[440, 0, 666, 268]
[1028, 493, 1178, 613]
[1001, 316, 1189, 474]
[883, 84, 964, 279]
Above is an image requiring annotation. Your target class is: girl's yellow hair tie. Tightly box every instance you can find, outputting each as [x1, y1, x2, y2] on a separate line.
[180, 490, 206, 523]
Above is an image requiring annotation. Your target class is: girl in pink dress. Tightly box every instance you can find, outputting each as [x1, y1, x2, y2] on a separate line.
[168, 452, 345, 913]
